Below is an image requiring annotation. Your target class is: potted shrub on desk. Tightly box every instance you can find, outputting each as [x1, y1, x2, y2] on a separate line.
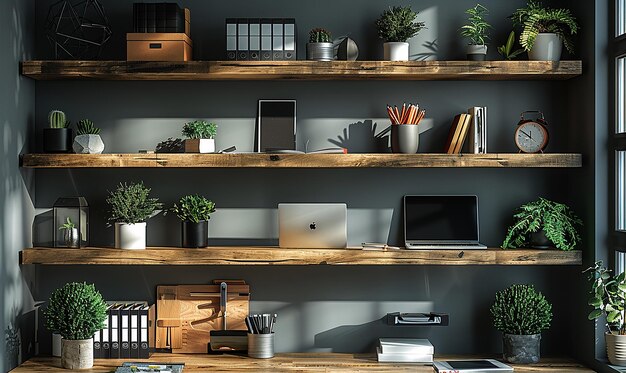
[307, 28, 334, 61]
[375, 6, 425, 61]
[460, 4, 491, 61]
[490, 284, 552, 364]
[172, 194, 216, 248]
[43, 110, 72, 153]
[183, 120, 218, 153]
[44, 282, 107, 370]
[107, 181, 162, 250]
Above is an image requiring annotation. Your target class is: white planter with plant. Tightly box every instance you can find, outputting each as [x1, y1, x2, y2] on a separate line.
[491, 284, 552, 364]
[307, 28, 334, 61]
[376, 6, 425, 61]
[182, 120, 218, 154]
[587, 262, 626, 366]
[107, 181, 162, 250]
[460, 4, 491, 61]
[511, 1, 578, 61]
[44, 282, 107, 370]
[173, 194, 216, 248]
[73, 119, 105, 154]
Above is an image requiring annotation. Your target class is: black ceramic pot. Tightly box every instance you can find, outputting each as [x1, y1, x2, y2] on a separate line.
[529, 229, 552, 249]
[182, 220, 208, 248]
[43, 128, 73, 153]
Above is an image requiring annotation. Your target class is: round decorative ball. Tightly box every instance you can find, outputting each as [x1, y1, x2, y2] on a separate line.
[337, 38, 359, 61]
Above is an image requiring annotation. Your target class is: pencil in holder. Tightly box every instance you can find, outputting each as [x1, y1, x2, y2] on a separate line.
[247, 333, 275, 359]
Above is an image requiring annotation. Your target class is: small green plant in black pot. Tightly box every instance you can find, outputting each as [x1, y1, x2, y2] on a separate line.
[172, 194, 216, 248]
[44, 282, 107, 369]
[491, 284, 552, 364]
[43, 110, 73, 153]
[182, 120, 218, 153]
[502, 197, 582, 251]
[375, 6, 425, 61]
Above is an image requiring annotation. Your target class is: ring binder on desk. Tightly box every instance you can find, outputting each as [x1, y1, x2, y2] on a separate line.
[386, 312, 449, 326]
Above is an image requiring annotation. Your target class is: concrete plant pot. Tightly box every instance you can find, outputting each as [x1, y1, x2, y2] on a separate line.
[528, 33, 562, 61]
[391, 124, 420, 154]
[307, 42, 334, 61]
[184, 139, 215, 153]
[115, 222, 147, 250]
[503, 333, 541, 364]
[61, 338, 93, 370]
[73, 134, 105, 154]
[384, 42, 409, 61]
[467, 44, 487, 61]
[607, 333, 626, 366]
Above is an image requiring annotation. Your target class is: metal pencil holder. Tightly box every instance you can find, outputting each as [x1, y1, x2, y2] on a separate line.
[247, 333, 274, 359]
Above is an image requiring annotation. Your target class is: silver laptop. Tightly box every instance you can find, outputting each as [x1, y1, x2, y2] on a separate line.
[404, 195, 486, 250]
[279, 204, 347, 248]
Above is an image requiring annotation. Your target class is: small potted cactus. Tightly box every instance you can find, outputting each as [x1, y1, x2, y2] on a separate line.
[73, 119, 105, 154]
[44, 110, 72, 153]
[182, 120, 218, 153]
[172, 194, 216, 248]
[307, 28, 334, 61]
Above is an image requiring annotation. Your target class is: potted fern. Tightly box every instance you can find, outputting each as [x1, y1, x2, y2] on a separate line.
[502, 197, 582, 251]
[460, 4, 491, 61]
[586, 261, 626, 366]
[510, 0, 578, 61]
[182, 120, 218, 153]
[172, 194, 216, 248]
[375, 6, 425, 61]
[490, 284, 552, 364]
[107, 181, 162, 250]
[73, 119, 105, 154]
[307, 28, 334, 61]
[44, 282, 107, 369]
[44, 110, 72, 153]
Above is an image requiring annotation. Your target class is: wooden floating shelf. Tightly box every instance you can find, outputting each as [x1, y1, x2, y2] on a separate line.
[20, 247, 583, 266]
[20, 60, 582, 81]
[21, 153, 583, 169]
[10, 353, 593, 372]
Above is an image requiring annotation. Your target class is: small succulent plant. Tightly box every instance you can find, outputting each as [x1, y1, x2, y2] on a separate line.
[48, 110, 69, 129]
[76, 119, 101, 135]
[309, 28, 332, 43]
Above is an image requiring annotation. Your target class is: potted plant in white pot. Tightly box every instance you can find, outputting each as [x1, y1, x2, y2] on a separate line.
[44, 282, 107, 370]
[490, 284, 552, 364]
[375, 6, 425, 61]
[73, 119, 105, 154]
[307, 28, 334, 61]
[183, 120, 218, 153]
[510, 0, 578, 61]
[172, 194, 216, 248]
[107, 181, 162, 250]
[44, 110, 73, 153]
[586, 261, 626, 366]
[460, 4, 491, 61]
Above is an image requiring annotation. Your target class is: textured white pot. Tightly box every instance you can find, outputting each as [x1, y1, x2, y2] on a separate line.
[73, 134, 105, 154]
[528, 33, 562, 61]
[184, 139, 215, 153]
[61, 338, 93, 370]
[115, 222, 146, 250]
[384, 42, 409, 61]
[607, 333, 626, 366]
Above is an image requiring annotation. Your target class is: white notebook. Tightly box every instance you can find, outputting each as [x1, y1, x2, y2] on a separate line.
[376, 347, 433, 363]
[379, 338, 434, 355]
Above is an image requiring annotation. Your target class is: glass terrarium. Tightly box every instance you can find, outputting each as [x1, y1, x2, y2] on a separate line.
[53, 197, 89, 248]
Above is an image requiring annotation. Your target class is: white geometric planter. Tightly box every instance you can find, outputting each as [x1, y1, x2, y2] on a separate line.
[115, 222, 146, 250]
[607, 333, 626, 366]
[73, 134, 105, 154]
[528, 33, 562, 61]
[383, 42, 409, 61]
[61, 338, 93, 370]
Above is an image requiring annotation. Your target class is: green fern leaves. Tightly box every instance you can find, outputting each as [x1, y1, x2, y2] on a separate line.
[511, 1, 578, 54]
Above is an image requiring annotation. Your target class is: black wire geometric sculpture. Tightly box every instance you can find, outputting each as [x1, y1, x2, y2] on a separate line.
[45, 0, 112, 59]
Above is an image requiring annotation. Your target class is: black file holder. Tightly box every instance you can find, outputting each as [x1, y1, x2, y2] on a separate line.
[386, 312, 449, 326]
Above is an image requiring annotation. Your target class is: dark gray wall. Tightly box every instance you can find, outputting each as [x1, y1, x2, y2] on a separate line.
[25, 0, 596, 361]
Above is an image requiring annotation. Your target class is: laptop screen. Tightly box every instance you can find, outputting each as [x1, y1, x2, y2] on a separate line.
[404, 195, 479, 242]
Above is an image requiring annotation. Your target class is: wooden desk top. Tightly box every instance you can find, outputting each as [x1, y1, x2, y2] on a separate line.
[10, 353, 594, 372]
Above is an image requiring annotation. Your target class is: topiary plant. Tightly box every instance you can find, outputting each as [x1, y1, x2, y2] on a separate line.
[460, 4, 491, 46]
[76, 119, 101, 135]
[490, 284, 552, 335]
[182, 120, 218, 140]
[172, 195, 216, 223]
[501, 197, 582, 251]
[48, 110, 70, 129]
[309, 28, 332, 43]
[106, 181, 162, 224]
[510, 0, 578, 54]
[44, 282, 107, 340]
[375, 6, 426, 43]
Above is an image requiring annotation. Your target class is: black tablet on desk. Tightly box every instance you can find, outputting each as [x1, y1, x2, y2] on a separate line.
[257, 100, 296, 152]
[433, 359, 513, 372]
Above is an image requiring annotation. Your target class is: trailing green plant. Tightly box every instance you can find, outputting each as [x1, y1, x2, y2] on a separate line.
[106, 181, 162, 224]
[43, 282, 107, 340]
[460, 4, 491, 45]
[501, 197, 582, 251]
[172, 195, 216, 223]
[182, 120, 218, 139]
[585, 261, 626, 335]
[375, 6, 426, 43]
[76, 119, 101, 135]
[510, 0, 578, 54]
[498, 31, 525, 60]
[309, 28, 332, 43]
[490, 284, 552, 335]
[48, 110, 69, 129]
[58, 217, 75, 231]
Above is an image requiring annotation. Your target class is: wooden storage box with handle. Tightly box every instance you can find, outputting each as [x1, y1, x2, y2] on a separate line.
[127, 33, 193, 61]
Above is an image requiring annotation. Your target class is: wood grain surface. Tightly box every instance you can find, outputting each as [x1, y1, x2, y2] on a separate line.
[20, 247, 583, 266]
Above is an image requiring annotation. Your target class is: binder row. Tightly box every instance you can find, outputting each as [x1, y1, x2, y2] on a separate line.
[133, 3, 187, 33]
[93, 302, 153, 359]
[226, 18, 296, 61]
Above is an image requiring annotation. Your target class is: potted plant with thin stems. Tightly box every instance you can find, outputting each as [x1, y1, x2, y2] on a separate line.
[460, 4, 491, 61]
[172, 194, 216, 248]
[182, 120, 218, 153]
[375, 6, 425, 61]
[307, 28, 334, 61]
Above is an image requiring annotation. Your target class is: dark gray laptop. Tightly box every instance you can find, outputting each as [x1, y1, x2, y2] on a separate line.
[403, 195, 486, 250]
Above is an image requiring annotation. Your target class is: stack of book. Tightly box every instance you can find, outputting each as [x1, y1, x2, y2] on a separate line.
[376, 338, 434, 364]
[94, 302, 153, 359]
[444, 114, 472, 154]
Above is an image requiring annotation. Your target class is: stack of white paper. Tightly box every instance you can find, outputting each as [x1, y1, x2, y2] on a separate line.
[377, 338, 434, 364]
